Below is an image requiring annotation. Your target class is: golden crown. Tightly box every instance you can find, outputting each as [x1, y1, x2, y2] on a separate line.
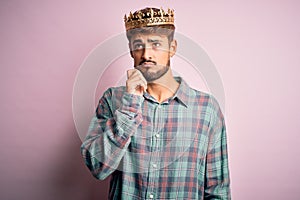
[124, 7, 175, 30]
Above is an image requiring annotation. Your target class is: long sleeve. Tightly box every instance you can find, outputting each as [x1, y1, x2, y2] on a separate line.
[204, 96, 231, 199]
[81, 88, 144, 180]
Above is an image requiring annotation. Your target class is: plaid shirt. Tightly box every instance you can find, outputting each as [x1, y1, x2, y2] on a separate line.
[81, 77, 231, 199]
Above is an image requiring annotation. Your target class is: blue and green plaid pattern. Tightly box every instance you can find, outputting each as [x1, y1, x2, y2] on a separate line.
[81, 77, 231, 199]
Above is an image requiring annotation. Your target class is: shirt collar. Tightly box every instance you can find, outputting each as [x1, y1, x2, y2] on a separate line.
[143, 77, 192, 108]
[172, 77, 190, 108]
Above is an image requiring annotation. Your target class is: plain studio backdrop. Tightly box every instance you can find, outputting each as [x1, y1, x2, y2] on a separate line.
[0, 0, 299, 199]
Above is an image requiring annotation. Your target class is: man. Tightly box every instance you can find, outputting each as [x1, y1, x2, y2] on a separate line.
[81, 7, 231, 199]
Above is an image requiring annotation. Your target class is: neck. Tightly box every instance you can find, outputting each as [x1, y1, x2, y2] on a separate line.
[146, 69, 179, 103]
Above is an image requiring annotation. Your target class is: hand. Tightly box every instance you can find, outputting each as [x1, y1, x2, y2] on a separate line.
[126, 69, 147, 96]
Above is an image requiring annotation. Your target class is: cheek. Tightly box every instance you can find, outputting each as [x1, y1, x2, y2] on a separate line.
[159, 52, 170, 63]
[132, 52, 141, 59]
[132, 54, 142, 64]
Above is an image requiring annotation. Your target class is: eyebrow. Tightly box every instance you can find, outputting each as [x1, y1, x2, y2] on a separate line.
[132, 39, 163, 44]
[132, 39, 143, 45]
[147, 39, 163, 43]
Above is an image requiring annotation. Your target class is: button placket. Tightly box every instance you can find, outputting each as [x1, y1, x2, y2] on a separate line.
[146, 104, 160, 199]
[147, 103, 164, 199]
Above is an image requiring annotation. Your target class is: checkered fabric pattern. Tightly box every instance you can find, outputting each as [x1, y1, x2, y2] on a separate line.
[81, 77, 231, 199]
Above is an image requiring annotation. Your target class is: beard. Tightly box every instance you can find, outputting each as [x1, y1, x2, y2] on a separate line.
[136, 60, 170, 82]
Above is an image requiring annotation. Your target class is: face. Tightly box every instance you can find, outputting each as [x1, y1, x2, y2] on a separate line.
[129, 33, 177, 82]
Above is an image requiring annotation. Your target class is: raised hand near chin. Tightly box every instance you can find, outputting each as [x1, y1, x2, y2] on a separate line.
[126, 69, 147, 96]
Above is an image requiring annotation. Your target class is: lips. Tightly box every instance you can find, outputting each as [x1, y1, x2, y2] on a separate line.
[141, 62, 154, 67]
[142, 62, 154, 65]
[139, 60, 156, 66]
[139, 60, 157, 68]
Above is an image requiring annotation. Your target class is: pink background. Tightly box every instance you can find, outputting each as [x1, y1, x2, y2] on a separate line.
[1, 0, 300, 199]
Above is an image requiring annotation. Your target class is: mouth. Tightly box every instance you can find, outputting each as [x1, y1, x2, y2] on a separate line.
[142, 63, 154, 67]
[140, 61, 156, 68]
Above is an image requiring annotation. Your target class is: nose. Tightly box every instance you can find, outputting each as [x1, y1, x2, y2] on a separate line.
[142, 45, 153, 60]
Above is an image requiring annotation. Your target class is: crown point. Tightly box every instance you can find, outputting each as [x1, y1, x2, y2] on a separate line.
[136, 11, 142, 20]
[150, 8, 154, 18]
[159, 8, 164, 18]
[124, 7, 175, 30]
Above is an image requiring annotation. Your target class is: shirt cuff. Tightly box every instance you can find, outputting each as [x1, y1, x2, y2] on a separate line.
[115, 92, 144, 137]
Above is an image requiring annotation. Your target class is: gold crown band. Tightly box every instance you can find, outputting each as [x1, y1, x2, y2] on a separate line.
[124, 7, 175, 30]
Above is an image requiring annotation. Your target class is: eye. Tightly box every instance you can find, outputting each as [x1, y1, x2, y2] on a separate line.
[153, 42, 161, 48]
[133, 43, 144, 50]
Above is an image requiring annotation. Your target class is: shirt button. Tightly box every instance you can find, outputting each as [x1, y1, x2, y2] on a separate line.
[155, 133, 160, 138]
[152, 163, 157, 168]
[149, 194, 154, 199]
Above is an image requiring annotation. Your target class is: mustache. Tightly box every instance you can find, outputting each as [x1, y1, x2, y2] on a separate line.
[139, 60, 157, 66]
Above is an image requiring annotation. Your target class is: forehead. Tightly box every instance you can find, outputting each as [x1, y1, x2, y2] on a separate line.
[130, 34, 168, 43]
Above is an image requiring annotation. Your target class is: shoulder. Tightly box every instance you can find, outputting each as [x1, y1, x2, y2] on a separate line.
[96, 86, 127, 115]
[101, 86, 126, 99]
[187, 86, 223, 118]
[176, 77, 213, 108]
[177, 77, 221, 108]
[185, 86, 217, 108]
[97, 86, 126, 108]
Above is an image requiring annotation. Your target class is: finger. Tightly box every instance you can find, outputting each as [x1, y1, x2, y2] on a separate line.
[137, 71, 147, 87]
[133, 70, 147, 86]
[128, 70, 147, 85]
[127, 69, 136, 79]
[128, 75, 147, 90]
[127, 78, 147, 90]
[126, 69, 148, 95]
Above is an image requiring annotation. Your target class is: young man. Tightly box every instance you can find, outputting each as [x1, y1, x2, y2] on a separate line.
[81, 7, 231, 199]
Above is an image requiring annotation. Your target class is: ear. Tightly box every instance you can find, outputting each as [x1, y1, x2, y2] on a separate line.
[169, 39, 177, 57]
[128, 43, 134, 58]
